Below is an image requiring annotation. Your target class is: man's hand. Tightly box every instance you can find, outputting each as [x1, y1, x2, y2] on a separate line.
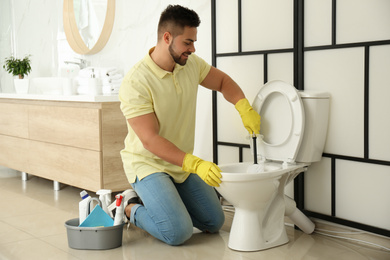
[182, 154, 222, 187]
[235, 98, 261, 135]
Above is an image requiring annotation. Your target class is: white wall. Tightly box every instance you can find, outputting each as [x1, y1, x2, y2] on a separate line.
[214, 0, 390, 233]
[304, 0, 390, 231]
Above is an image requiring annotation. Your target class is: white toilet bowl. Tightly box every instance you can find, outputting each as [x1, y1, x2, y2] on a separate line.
[217, 162, 306, 251]
[217, 80, 330, 251]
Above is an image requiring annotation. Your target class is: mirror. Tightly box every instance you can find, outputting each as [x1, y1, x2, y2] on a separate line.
[63, 0, 115, 55]
[74, 0, 106, 49]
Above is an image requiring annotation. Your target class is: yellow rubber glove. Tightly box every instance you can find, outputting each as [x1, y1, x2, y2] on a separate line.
[235, 98, 261, 135]
[182, 154, 222, 187]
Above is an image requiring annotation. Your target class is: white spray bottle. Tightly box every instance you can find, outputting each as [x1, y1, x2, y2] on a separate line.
[113, 194, 124, 226]
[79, 190, 91, 224]
[96, 189, 112, 215]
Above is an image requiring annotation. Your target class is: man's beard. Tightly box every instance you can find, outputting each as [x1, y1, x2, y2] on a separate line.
[169, 42, 190, 66]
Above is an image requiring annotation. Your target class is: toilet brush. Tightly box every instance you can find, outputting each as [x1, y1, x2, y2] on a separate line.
[253, 135, 258, 164]
[247, 134, 264, 173]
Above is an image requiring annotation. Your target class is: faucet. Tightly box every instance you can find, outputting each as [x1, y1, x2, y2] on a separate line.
[64, 58, 87, 69]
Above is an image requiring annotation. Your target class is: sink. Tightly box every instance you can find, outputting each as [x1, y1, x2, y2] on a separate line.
[29, 77, 74, 95]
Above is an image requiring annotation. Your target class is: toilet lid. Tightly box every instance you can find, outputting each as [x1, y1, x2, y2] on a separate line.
[252, 80, 305, 163]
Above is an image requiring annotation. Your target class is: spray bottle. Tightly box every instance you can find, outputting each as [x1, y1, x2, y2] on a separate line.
[96, 189, 112, 216]
[113, 194, 124, 225]
[79, 190, 92, 224]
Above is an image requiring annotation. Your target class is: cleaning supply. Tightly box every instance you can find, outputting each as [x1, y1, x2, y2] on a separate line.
[253, 134, 258, 164]
[113, 194, 124, 226]
[79, 204, 114, 227]
[65, 217, 125, 250]
[96, 189, 112, 216]
[247, 134, 265, 173]
[79, 197, 103, 227]
[79, 190, 92, 224]
[107, 189, 138, 219]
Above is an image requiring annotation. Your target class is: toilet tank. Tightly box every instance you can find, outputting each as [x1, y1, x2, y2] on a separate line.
[295, 91, 330, 163]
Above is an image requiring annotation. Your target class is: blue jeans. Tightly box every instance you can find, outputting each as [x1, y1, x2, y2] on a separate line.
[130, 172, 225, 246]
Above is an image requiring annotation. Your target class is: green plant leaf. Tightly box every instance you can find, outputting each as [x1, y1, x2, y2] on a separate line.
[3, 55, 32, 79]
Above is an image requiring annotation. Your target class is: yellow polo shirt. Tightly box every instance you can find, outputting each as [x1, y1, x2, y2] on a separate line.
[119, 48, 211, 184]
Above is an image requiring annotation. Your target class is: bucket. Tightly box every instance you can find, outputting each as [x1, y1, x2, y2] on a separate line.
[64, 218, 125, 250]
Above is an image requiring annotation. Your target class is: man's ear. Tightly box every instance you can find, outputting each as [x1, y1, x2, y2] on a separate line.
[163, 32, 172, 44]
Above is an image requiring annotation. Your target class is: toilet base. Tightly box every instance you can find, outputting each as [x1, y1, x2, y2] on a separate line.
[217, 163, 308, 252]
[227, 207, 289, 251]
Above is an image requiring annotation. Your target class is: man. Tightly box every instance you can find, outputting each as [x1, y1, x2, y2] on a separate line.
[118, 5, 260, 246]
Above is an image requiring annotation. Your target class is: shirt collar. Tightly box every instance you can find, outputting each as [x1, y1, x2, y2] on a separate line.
[145, 47, 184, 78]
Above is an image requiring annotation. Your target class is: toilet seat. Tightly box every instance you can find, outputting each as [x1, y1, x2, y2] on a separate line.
[252, 80, 305, 163]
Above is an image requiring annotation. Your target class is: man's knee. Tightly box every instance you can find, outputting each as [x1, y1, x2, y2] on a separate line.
[206, 210, 225, 233]
[163, 222, 193, 246]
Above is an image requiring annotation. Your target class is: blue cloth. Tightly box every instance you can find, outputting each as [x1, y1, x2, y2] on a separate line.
[130, 172, 225, 246]
[79, 204, 114, 227]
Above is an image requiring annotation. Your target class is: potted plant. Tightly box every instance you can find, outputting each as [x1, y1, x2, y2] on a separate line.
[3, 55, 32, 93]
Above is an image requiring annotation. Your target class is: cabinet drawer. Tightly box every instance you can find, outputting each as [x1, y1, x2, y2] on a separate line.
[0, 135, 30, 172]
[28, 139, 102, 191]
[29, 105, 101, 151]
[0, 103, 29, 138]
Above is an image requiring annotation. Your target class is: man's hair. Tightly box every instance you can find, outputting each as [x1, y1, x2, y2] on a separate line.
[157, 5, 200, 40]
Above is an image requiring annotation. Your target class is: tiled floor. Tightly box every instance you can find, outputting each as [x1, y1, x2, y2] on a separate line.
[0, 168, 389, 260]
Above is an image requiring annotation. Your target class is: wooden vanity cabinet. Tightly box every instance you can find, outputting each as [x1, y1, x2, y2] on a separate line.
[0, 98, 130, 192]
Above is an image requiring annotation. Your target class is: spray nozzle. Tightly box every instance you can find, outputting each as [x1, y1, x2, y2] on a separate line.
[115, 194, 123, 207]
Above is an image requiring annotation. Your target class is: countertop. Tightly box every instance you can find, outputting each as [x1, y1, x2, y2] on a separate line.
[0, 93, 119, 102]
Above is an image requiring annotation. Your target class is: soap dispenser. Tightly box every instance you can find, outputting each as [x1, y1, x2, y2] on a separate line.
[88, 68, 102, 95]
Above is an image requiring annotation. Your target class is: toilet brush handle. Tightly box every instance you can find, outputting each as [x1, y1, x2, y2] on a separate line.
[252, 135, 258, 164]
